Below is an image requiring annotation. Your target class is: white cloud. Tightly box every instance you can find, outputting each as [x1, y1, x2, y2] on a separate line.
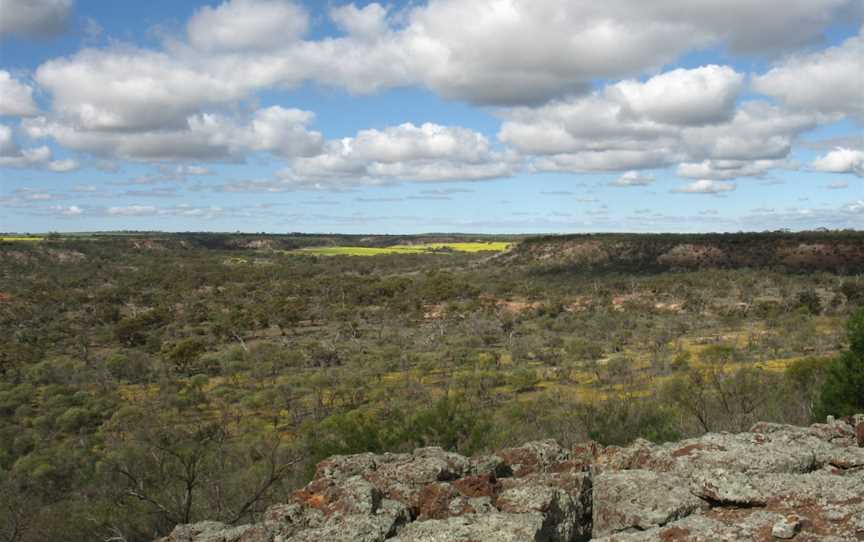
[35, 48, 249, 131]
[0, 124, 17, 155]
[828, 181, 849, 189]
[609, 65, 743, 125]
[0, 71, 38, 116]
[28, 0, 858, 146]
[393, 0, 853, 105]
[48, 205, 83, 216]
[23, 115, 233, 161]
[278, 122, 515, 187]
[610, 171, 655, 186]
[182, 165, 210, 176]
[0, 0, 72, 38]
[531, 150, 676, 173]
[349, 123, 492, 163]
[47, 158, 79, 172]
[22, 106, 322, 162]
[753, 30, 864, 120]
[238, 106, 323, 157]
[330, 3, 389, 40]
[187, 0, 308, 52]
[811, 147, 864, 176]
[676, 158, 793, 180]
[14, 0, 860, 188]
[108, 205, 158, 216]
[501, 83, 824, 177]
[0, 124, 53, 168]
[14, 188, 58, 201]
[673, 179, 736, 194]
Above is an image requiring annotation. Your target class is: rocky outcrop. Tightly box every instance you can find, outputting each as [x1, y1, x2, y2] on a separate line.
[158, 415, 864, 542]
[504, 233, 864, 273]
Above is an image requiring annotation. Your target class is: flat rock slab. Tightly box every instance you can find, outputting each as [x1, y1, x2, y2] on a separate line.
[592, 469, 709, 537]
[388, 512, 548, 542]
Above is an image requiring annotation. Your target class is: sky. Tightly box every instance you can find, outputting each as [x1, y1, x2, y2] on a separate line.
[0, 0, 862, 234]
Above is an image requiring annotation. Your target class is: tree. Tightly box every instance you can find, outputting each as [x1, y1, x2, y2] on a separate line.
[101, 402, 298, 538]
[815, 308, 864, 419]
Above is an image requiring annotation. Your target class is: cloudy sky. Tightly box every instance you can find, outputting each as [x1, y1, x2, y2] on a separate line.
[0, 0, 862, 233]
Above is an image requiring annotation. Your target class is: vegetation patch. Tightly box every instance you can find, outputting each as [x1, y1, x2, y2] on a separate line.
[295, 241, 511, 256]
[0, 236, 44, 242]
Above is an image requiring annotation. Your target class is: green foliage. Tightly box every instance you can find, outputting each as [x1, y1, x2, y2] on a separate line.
[508, 367, 540, 392]
[815, 308, 864, 419]
[840, 280, 864, 305]
[1, 231, 861, 541]
[699, 344, 736, 365]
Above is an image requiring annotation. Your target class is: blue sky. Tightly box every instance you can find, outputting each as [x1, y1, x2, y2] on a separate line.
[0, 0, 861, 233]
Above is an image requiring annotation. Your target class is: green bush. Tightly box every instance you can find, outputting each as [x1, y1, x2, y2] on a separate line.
[815, 308, 864, 419]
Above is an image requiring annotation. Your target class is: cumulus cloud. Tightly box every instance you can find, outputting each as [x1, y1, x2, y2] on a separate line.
[35, 48, 250, 131]
[609, 65, 743, 125]
[676, 159, 793, 180]
[47, 158, 79, 172]
[108, 205, 158, 216]
[14, 0, 861, 189]
[500, 77, 823, 176]
[28, 0, 859, 141]
[753, 30, 864, 120]
[0, 71, 38, 116]
[673, 179, 736, 194]
[278, 122, 515, 187]
[610, 171, 655, 186]
[237, 106, 324, 157]
[0, 0, 72, 38]
[22, 106, 322, 162]
[47, 205, 84, 216]
[330, 3, 390, 40]
[393, 0, 853, 105]
[811, 147, 864, 176]
[187, 0, 308, 51]
[0, 123, 53, 168]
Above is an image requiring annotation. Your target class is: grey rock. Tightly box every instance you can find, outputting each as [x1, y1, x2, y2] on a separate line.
[158, 415, 864, 542]
[687, 468, 764, 506]
[592, 470, 708, 537]
[496, 440, 573, 477]
[388, 512, 548, 542]
[771, 515, 801, 539]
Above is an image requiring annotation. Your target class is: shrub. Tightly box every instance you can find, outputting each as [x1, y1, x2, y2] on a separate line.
[815, 308, 864, 419]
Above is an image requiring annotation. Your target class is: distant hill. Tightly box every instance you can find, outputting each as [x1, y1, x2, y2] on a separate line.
[501, 231, 864, 273]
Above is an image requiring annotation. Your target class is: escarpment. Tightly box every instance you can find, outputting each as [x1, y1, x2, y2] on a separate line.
[159, 415, 864, 541]
[503, 232, 864, 273]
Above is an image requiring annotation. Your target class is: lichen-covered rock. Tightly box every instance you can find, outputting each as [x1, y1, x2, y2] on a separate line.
[158, 415, 864, 542]
[497, 472, 592, 541]
[687, 468, 764, 506]
[158, 521, 288, 542]
[592, 470, 708, 537]
[495, 440, 574, 477]
[387, 512, 548, 542]
[282, 499, 410, 542]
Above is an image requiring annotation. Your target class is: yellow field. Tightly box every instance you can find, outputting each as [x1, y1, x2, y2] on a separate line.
[0, 236, 44, 242]
[295, 242, 511, 256]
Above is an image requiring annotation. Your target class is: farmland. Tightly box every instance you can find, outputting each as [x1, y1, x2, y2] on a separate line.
[0, 236, 44, 242]
[294, 241, 511, 256]
[0, 231, 862, 541]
